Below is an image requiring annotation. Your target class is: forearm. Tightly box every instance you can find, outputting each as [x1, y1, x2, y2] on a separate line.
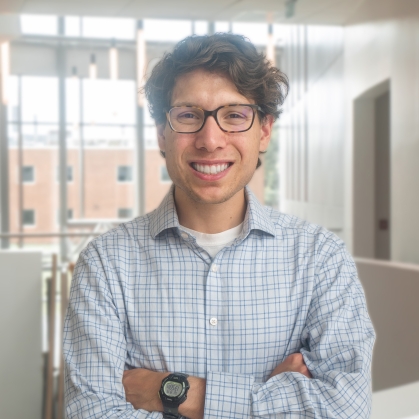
[204, 364, 371, 419]
[65, 374, 161, 419]
[125, 350, 370, 419]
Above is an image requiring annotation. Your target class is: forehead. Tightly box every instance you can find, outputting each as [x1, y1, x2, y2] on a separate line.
[170, 69, 252, 107]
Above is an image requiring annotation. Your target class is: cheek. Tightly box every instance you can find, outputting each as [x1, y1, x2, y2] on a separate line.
[240, 141, 260, 163]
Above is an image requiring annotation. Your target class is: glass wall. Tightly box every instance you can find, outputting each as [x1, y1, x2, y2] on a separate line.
[3, 14, 284, 261]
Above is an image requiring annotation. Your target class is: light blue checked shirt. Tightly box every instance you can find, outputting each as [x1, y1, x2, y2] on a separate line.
[64, 186, 375, 419]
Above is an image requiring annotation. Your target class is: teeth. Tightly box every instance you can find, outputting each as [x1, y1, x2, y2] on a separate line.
[193, 163, 229, 175]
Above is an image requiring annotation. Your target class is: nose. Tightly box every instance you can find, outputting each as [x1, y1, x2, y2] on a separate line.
[194, 115, 227, 152]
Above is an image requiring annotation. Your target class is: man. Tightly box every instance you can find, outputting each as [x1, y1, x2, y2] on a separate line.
[64, 33, 375, 419]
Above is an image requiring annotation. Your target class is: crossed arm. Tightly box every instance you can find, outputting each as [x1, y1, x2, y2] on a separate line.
[64, 241, 375, 418]
[122, 353, 312, 419]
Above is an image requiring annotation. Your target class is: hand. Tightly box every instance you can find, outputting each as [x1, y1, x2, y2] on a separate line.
[269, 353, 312, 380]
[123, 368, 169, 412]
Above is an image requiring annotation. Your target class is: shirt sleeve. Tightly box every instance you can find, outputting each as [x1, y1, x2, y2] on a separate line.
[63, 242, 161, 419]
[204, 241, 376, 419]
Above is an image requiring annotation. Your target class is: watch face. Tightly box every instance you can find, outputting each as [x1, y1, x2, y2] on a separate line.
[163, 381, 183, 398]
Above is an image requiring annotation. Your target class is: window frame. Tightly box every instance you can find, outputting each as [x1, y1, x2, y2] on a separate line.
[56, 166, 74, 183]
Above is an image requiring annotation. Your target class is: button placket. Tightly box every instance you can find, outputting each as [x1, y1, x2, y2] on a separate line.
[206, 259, 222, 370]
[209, 264, 218, 328]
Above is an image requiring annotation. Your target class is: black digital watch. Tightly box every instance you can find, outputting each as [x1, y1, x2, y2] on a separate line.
[159, 373, 190, 419]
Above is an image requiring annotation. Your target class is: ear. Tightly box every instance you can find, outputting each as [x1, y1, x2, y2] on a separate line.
[259, 114, 274, 152]
[157, 123, 166, 152]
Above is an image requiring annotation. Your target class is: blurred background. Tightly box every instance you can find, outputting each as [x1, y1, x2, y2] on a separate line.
[0, 0, 418, 418]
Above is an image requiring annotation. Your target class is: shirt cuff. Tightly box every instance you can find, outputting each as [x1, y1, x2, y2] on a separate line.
[204, 371, 255, 418]
[251, 373, 312, 416]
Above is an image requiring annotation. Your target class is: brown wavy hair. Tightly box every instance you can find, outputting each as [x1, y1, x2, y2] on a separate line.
[144, 33, 289, 167]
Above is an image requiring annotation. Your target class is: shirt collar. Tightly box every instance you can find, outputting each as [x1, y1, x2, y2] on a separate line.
[149, 184, 180, 238]
[242, 187, 276, 238]
[149, 184, 276, 239]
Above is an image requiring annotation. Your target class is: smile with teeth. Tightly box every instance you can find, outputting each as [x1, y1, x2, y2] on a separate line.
[192, 163, 230, 175]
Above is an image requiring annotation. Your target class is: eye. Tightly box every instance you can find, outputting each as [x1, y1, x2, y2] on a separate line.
[226, 112, 246, 119]
[179, 112, 199, 119]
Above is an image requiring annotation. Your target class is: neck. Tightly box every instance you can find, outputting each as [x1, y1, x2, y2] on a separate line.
[174, 187, 247, 234]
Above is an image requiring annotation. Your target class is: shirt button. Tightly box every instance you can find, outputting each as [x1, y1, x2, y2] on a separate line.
[211, 264, 218, 272]
[209, 317, 218, 326]
[181, 232, 188, 239]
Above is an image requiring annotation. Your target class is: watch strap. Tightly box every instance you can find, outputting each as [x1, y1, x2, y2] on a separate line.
[162, 405, 181, 419]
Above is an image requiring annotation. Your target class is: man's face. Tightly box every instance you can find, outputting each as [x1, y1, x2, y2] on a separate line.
[157, 69, 273, 206]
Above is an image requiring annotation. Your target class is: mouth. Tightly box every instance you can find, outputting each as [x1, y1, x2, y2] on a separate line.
[190, 162, 232, 175]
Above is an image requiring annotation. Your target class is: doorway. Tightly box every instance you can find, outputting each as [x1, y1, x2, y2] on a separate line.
[353, 80, 391, 260]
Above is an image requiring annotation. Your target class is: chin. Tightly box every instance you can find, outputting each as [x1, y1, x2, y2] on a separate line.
[187, 186, 243, 206]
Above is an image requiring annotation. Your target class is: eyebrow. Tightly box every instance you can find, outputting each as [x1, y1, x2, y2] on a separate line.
[171, 102, 197, 107]
[170, 102, 252, 108]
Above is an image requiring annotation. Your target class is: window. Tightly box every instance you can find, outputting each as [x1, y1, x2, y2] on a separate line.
[215, 21, 230, 33]
[22, 77, 59, 123]
[160, 166, 171, 183]
[22, 209, 35, 226]
[22, 166, 35, 183]
[21, 15, 58, 36]
[82, 17, 135, 40]
[231, 22, 268, 45]
[67, 166, 73, 182]
[56, 166, 73, 182]
[193, 21, 208, 35]
[82, 79, 136, 125]
[118, 208, 133, 219]
[65, 16, 81, 37]
[144, 19, 192, 42]
[117, 166, 133, 182]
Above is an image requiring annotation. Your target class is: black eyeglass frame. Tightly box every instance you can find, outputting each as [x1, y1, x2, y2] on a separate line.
[166, 104, 264, 134]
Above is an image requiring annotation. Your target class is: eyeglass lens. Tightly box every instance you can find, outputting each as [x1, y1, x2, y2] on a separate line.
[168, 105, 255, 133]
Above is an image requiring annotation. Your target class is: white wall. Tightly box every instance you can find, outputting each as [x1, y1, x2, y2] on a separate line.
[280, 2, 419, 264]
[371, 381, 419, 419]
[279, 25, 346, 240]
[356, 258, 419, 391]
[344, 4, 419, 263]
[0, 251, 43, 419]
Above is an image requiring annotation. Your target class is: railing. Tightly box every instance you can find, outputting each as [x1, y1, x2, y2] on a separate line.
[0, 218, 129, 263]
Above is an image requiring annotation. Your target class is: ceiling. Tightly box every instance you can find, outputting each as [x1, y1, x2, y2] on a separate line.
[0, 0, 369, 25]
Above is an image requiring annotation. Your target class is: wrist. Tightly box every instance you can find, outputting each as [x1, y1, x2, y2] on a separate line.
[178, 376, 206, 419]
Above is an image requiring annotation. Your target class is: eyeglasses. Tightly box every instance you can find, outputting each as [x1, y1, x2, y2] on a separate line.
[166, 104, 263, 134]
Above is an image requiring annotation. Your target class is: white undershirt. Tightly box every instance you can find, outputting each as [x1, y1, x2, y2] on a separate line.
[180, 223, 243, 258]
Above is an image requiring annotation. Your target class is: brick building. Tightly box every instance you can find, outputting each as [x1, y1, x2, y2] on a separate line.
[8, 146, 265, 245]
